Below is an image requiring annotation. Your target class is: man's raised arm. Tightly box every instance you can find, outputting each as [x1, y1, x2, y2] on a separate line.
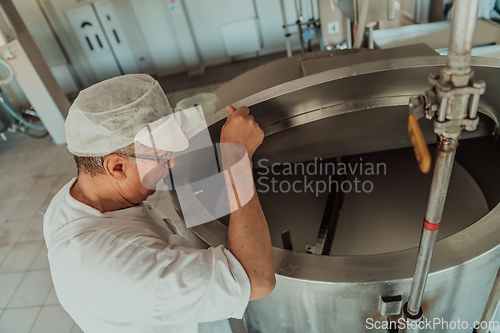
[221, 105, 276, 301]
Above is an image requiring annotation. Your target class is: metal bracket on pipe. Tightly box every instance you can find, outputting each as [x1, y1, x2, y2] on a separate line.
[417, 72, 486, 136]
[433, 118, 479, 135]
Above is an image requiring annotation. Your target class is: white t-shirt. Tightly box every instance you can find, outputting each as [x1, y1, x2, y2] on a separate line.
[43, 178, 251, 333]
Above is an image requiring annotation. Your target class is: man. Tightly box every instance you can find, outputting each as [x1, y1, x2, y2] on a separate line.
[43, 74, 275, 332]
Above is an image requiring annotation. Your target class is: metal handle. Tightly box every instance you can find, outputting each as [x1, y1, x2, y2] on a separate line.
[408, 114, 431, 174]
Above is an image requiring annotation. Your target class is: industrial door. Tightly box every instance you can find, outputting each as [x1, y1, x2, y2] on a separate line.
[66, 1, 138, 82]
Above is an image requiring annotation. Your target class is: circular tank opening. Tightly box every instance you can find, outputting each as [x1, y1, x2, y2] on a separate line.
[254, 145, 489, 256]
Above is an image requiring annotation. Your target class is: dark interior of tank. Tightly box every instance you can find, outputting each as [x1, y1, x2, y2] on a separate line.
[252, 136, 500, 255]
[171, 135, 499, 256]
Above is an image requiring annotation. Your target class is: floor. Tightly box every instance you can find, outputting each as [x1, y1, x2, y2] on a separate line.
[0, 84, 219, 332]
[0, 130, 83, 333]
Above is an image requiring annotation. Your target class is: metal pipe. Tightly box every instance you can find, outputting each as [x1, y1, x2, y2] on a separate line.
[476, 267, 500, 333]
[404, 1, 479, 330]
[407, 228, 440, 315]
[423, 138, 458, 224]
[403, 302, 423, 333]
[469, 94, 480, 119]
[309, 0, 315, 21]
[0, 96, 46, 131]
[404, 131, 459, 331]
[296, 0, 303, 22]
[469, 79, 485, 120]
[316, 23, 325, 51]
[298, 28, 306, 53]
[279, 0, 293, 57]
[293, 0, 306, 53]
[285, 38, 292, 57]
[407, 138, 457, 317]
[437, 97, 448, 122]
[346, 18, 352, 49]
[446, 0, 478, 76]
[353, 0, 369, 49]
[367, 26, 374, 49]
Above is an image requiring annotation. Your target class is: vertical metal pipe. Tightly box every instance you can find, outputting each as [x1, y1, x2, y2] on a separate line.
[446, 0, 478, 76]
[296, 0, 303, 21]
[367, 26, 374, 49]
[353, 0, 369, 49]
[316, 24, 325, 51]
[407, 229, 440, 314]
[476, 268, 500, 333]
[407, 138, 457, 317]
[404, 1, 479, 330]
[414, 0, 422, 23]
[423, 138, 458, 224]
[469, 94, 480, 119]
[279, 0, 293, 57]
[309, 0, 315, 21]
[285, 37, 293, 57]
[294, 0, 306, 54]
[346, 18, 352, 49]
[437, 98, 448, 122]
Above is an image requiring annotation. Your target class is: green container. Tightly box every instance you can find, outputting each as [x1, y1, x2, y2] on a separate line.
[174, 93, 219, 119]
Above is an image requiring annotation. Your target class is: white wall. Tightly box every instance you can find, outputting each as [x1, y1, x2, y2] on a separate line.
[39, 0, 99, 87]
[110, 0, 156, 74]
[129, 0, 185, 73]
[10, 0, 324, 87]
[12, 0, 79, 94]
[184, 0, 317, 64]
[183, 0, 256, 64]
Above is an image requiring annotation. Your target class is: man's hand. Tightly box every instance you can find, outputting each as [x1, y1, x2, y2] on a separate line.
[221, 105, 264, 158]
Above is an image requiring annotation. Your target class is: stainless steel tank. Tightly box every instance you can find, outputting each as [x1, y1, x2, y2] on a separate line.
[173, 45, 500, 332]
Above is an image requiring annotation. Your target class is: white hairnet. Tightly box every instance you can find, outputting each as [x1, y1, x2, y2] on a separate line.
[65, 74, 188, 156]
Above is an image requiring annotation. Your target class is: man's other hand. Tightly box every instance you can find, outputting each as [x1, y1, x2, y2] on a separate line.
[221, 105, 264, 158]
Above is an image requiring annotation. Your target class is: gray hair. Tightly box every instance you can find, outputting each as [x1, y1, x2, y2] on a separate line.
[73, 144, 136, 177]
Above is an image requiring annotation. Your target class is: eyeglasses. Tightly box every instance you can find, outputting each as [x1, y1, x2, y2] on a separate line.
[121, 151, 174, 165]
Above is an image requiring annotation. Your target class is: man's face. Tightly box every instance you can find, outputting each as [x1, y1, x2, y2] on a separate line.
[121, 146, 174, 204]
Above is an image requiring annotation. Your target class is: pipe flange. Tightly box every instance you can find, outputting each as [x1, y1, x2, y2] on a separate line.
[403, 303, 423, 321]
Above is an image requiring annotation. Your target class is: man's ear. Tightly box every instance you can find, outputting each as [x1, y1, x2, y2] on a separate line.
[103, 154, 127, 181]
